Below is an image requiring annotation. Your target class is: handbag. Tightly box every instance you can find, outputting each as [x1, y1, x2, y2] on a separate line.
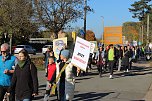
[50, 63, 68, 95]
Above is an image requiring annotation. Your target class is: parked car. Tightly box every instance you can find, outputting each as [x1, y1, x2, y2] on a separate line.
[42, 45, 53, 54]
[14, 45, 36, 55]
[145, 46, 152, 61]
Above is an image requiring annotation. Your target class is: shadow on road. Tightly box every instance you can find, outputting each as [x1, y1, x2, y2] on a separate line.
[76, 77, 94, 81]
[114, 64, 152, 78]
[73, 92, 114, 101]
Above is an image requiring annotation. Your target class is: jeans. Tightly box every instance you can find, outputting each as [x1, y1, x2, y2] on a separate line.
[118, 58, 122, 71]
[108, 60, 114, 75]
[16, 99, 31, 101]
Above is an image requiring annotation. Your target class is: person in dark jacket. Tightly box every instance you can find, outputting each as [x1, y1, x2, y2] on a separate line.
[8, 49, 38, 101]
[122, 46, 130, 72]
[104, 45, 109, 71]
[117, 46, 123, 71]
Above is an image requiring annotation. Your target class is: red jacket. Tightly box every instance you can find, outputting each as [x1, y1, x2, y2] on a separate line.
[47, 63, 56, 82]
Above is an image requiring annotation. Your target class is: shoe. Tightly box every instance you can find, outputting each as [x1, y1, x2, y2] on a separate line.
[99, 73, 102, 77]
[126, 69, 129, 72]
[44, 94, 49, 101]
[109, 75, 113, 79]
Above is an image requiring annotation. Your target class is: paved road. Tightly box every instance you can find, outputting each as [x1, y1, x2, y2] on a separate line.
[34, 60, 152, 101]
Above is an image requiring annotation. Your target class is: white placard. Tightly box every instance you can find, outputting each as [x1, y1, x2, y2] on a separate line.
[90, 42, 95, 53]
[71, 37, 91, 71]
[53, 37, 67, 58]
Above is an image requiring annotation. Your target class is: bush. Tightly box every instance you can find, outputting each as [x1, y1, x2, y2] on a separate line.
[31, 57, 44, 71]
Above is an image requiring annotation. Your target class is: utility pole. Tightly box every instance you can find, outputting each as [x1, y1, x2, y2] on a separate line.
[84, 0, 87, 39]
[146, 14, 149, 45]
[141, 24, 144, 44]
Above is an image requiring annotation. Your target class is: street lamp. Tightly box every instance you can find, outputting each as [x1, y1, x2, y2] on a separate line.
[101, 16, 104, 45]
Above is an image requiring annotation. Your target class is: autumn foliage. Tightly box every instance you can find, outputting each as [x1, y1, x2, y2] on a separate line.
[86, 30, 96, 41]
[123, 22, 139, 42]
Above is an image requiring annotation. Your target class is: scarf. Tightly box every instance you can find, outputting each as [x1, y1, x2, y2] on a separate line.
[18, 60, 26, 69]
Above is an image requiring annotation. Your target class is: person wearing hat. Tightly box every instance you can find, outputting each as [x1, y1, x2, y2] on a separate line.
[0, 43, 17, 101]
[56, 49, 77, 101]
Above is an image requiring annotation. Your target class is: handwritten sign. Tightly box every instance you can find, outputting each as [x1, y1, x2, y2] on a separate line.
[71, 37, 91, 71]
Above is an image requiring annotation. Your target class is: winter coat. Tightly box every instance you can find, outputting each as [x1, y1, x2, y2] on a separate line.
[56, 59, 75, 100]
[9, 60, 38, 100]
[47, 63, 56, 83]
[122, 50, 130, 67]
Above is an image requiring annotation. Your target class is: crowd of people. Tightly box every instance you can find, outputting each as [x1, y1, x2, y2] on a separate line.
[0, 43, 38, 101]
[0, 42, 151, 101]
[85, 44, 149, 79]
[0, 43, 78, 101]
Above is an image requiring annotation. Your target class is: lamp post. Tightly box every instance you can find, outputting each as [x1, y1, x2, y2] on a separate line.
[146, 14, 149, 45]
[101, 16, 104, 45]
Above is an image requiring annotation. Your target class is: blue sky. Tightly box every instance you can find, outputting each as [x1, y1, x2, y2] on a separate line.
[72, 0, 139, 39]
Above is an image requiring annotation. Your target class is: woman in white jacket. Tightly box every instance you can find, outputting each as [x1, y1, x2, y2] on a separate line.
[56, 49, 77, 101]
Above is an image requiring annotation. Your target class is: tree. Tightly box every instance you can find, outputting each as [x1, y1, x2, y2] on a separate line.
[129, 0, 151, 21]
[86, 30, 96, 41]
[34, 0, 84, 38]
[123, 22, 140, 42]
[0, 0, 39, 44]
[129, 0, 152, 44]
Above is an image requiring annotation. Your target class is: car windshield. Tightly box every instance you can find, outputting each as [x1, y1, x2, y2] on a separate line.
[16, 46, 24, 48]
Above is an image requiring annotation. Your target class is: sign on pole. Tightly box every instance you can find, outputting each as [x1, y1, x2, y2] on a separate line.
[71, 37, 91, 71]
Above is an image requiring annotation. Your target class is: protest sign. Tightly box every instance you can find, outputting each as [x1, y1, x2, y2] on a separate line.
[71, 37, 91, 71]
[90, 41, 98, 52]
[53, 37, 67, 58]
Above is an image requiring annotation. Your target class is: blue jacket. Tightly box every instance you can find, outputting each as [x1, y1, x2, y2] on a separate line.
[0, 55, 17, 86]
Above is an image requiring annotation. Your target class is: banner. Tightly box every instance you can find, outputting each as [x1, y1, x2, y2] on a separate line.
[53, 37, 67, 58]
[71, 37, 91, 71]
[104, 26, 122, 45]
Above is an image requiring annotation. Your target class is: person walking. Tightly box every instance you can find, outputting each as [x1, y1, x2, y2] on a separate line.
[95, 47, 104, 77]
[108, 44, 115, 79]
[8, 49, 38, 101]
[104, 45, 109, 72]
[0, 43, 17, 101]
[56, 49, 77, 101]
[43, 47, 52, 73]
[122, 46, 130, 73]
[44, 56, 56, 101]
[117, 46, 123, 71]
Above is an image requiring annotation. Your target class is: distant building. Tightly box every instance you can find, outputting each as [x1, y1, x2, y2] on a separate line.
[104, 26, 123, 45]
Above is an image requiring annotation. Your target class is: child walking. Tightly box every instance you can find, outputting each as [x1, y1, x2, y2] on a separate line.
[44, 56, 56, 101]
